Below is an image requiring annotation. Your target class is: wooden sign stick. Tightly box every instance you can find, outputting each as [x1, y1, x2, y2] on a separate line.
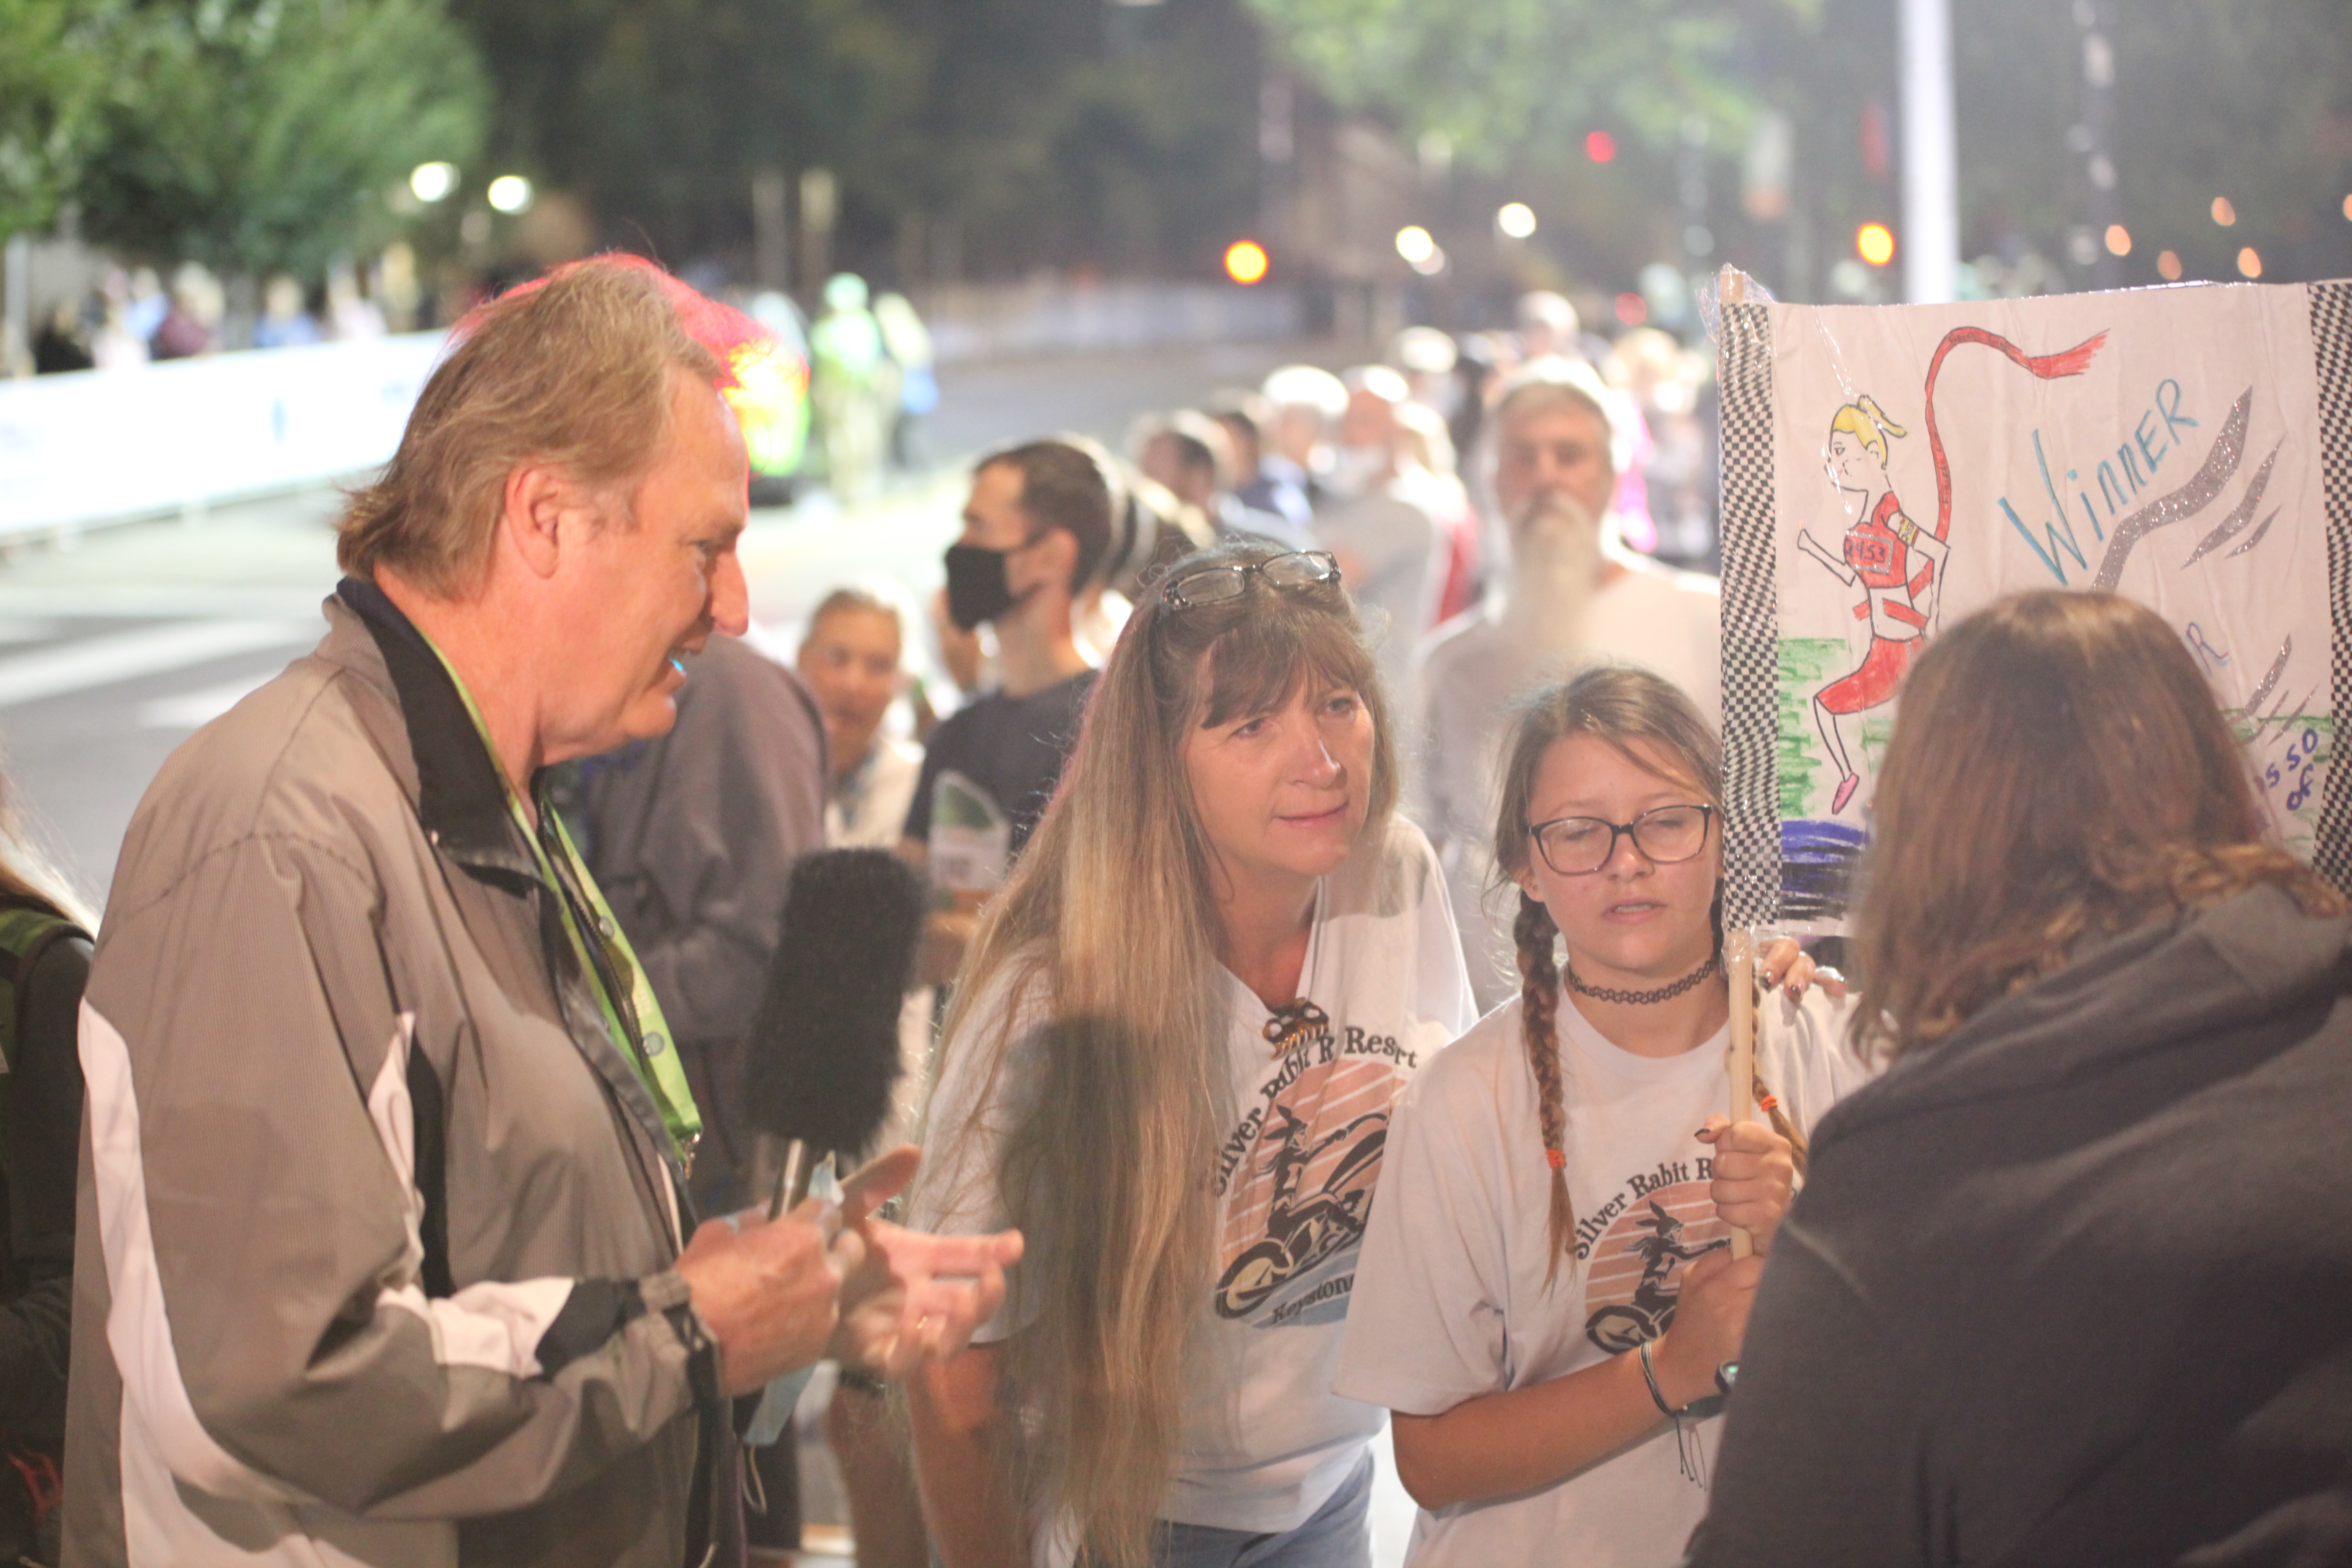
[1725, 926, 1757, 1260]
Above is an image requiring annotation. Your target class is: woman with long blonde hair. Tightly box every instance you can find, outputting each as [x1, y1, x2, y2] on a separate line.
[1336, 665, 1869, 1567]
[1691, 591, 2352, 1567]
[907, 539, 1475, 1568]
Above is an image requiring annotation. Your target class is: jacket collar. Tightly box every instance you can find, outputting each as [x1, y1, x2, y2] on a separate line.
[1833, 882, 2352, 1139]
[334, 576, 537, 879]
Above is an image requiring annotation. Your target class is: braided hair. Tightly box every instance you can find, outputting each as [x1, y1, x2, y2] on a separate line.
[1513, 891, 1577, 1288]
[1491, 665, 1808, 1289]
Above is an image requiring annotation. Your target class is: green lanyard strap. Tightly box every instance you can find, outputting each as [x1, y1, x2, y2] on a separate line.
[426, 645, 703, 1155]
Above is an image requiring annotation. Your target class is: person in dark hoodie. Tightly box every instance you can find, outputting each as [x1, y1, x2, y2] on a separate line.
[1687, 590, 2352, 1568]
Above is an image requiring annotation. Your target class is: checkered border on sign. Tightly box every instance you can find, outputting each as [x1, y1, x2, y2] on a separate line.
[1717, 300, 1781, 926]
[2311, 282, 2352, 895]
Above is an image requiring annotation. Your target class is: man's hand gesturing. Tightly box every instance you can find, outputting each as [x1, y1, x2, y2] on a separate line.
[675, 1196, 859, 1396]
[674, 1145, 1021, 1396]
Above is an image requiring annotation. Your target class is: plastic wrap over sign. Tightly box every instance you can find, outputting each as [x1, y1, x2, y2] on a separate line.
[1716, 276, 2352, 930]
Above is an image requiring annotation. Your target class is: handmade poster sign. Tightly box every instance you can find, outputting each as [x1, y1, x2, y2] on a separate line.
[1716, 276, 2352, 929]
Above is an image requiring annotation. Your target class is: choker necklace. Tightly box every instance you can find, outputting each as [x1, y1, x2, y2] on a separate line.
[1564, 952, 1720, 1006]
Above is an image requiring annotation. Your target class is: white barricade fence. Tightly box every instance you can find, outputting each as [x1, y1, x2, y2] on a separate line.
[0, 332, 449, 539]
[0, 278, 1305, 537]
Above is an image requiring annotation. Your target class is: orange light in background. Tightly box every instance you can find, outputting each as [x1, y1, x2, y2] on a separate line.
[2157, 249, 2183, 281]
[2237, 247, 2262, 279]
[2104, 224, 2131, 257]
[1223, 239, 1269, 285]
[1586, 130, 1617, 163]
[2211, 196, 2236, 227]
[1856, 222, 1896, 267]
[1614, 293, 1647, 326]
[2342, 193, 2351, 222]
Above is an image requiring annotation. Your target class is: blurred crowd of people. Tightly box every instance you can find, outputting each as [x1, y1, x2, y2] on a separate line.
[26, 252, 418, 374]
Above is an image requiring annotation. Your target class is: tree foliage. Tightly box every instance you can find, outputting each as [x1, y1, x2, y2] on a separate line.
[1246, 0, 2352, 295]
[1245, 0, 1809, 170]
[1955, 0, 2352, 282]
[449, 0, 1264, 277]
[0, 0, 113, 239]
[77, 0, 488, 275]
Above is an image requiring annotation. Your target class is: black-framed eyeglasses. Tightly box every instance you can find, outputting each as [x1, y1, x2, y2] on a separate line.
[1528, 804, 1714, 875]
[1159, 550, 1341, 610]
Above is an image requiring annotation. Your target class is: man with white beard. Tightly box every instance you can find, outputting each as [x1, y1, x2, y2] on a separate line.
[1411, 357, 1721, 1008]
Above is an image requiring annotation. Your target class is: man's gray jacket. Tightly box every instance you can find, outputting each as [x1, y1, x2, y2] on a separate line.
[64, 582, 718, 1567]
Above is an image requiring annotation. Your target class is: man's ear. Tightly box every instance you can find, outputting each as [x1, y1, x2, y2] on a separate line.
[498, 462, 579, 581]
[1027, 527, 1080, 596]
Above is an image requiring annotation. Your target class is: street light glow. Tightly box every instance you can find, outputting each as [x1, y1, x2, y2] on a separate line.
[1223, 239, 1269, 285]
[1586, 130, 1617, 164]
[2157, 249, 2183, 281]
[1395, 225, 1436, 265]
[2211, 196, 2236, 227]
[2104, 224, 2131, 257]
[1856, 222, 1897, 267]
[409, 162, 458, 203]
[2238, 247, 2262, 279]
[487, 175, 534, 214]
[1497, 202, 1537, 239]
[2342, 193, 2351, 222]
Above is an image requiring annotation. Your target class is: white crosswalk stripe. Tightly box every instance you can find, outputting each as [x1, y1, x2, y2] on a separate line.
[0, 620, 316, 708]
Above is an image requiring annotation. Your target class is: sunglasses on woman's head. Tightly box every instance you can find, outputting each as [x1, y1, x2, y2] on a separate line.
[1159, 551, 1341, 611]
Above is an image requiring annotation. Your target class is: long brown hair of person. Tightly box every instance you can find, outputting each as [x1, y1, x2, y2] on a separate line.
[0, 754, 93, 929]
[1855, 590, 2341, 1056]
[1490, 664, 1805, 1289]
[916, 539, 1398, 1568]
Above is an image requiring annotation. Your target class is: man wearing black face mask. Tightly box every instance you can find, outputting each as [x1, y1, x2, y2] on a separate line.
[902, 440, 1108, 978]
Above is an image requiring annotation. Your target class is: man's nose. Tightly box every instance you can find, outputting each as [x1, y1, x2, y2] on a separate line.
[709, 549, 751, 638]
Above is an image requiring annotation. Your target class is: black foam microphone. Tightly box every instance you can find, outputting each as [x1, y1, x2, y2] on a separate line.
[743, 847, 929, 1216]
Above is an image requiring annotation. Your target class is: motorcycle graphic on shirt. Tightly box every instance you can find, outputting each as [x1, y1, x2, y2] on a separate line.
[1215, 1102, 1387, 1320]
[1583, 1186, 1730, 1353]
[1212, 1012, 1418, 1328]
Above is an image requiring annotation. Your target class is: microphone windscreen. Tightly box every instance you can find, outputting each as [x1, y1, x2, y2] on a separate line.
[743, 847, 928, 1157]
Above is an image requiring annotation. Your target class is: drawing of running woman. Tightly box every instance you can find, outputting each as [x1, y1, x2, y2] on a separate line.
[1797, 396, 1947, 815]
[1794, 326, 2107, 818]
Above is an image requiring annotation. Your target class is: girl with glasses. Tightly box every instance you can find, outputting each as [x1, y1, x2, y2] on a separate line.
[907, 539, 1476, 1568]
[1333, 664, 1872, 1568]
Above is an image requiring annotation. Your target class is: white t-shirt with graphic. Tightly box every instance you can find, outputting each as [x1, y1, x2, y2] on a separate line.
[1333, 983, 1872, 1568]
[912, 817, 1475, 1538]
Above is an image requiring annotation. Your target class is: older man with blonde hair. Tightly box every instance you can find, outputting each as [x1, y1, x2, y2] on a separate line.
[64, 258, 1016, 1568]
